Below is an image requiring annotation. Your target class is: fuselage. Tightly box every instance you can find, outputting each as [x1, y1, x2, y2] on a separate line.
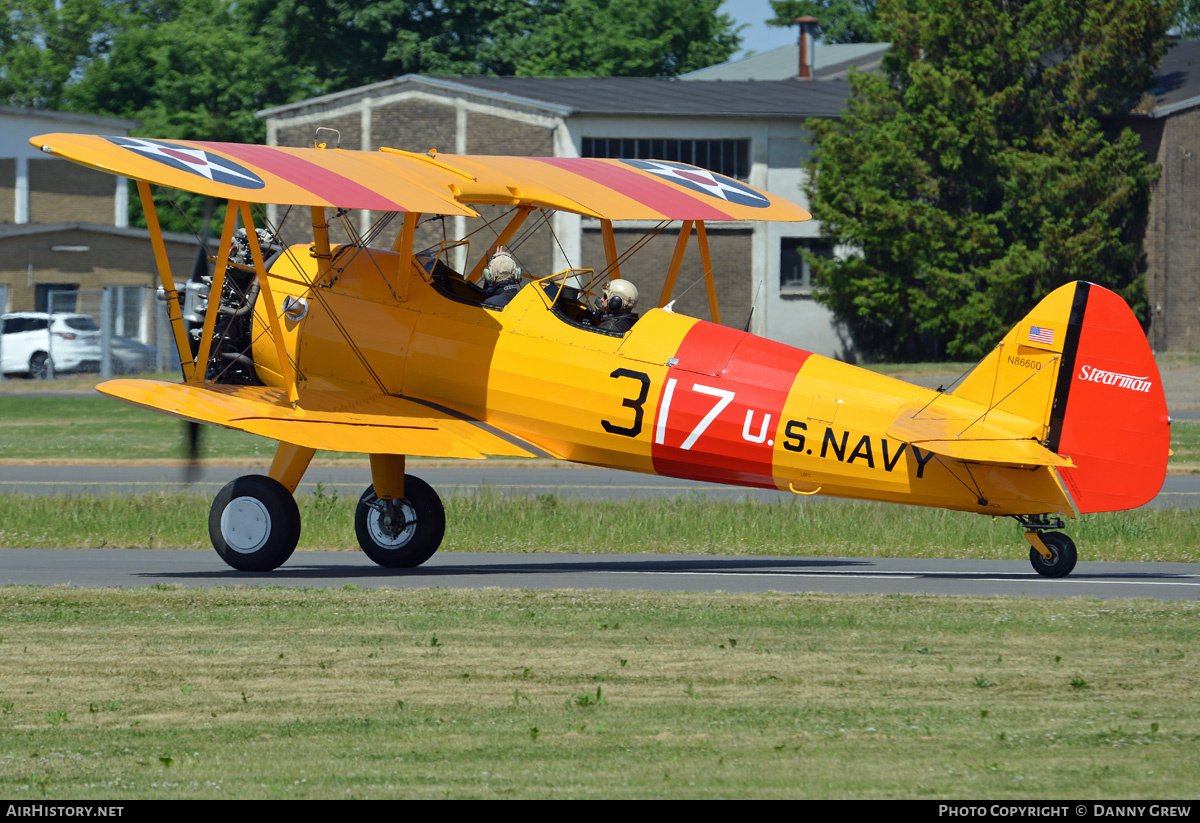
[252, 245, 1071, 518]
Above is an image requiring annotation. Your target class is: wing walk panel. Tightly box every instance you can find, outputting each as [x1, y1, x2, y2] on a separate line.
[97, 379, 537, 460]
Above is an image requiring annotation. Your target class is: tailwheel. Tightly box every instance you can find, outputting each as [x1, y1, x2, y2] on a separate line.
[1027, 531, 1078, 578]
[355, 475, 445, 568]
[209, 475, 301, 571]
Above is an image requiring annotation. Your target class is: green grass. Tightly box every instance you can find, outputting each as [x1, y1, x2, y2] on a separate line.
[1, 587, 1198, 799]
[0, 395, 271, 463]
[1, 490, 1198, 563]
[1167, 420, 1200, 472]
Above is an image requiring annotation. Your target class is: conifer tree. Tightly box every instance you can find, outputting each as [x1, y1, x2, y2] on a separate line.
[805, 0, 1172, 360]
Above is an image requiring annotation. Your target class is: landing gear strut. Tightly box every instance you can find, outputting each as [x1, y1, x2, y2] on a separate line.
[1017, 514, 1078, 578]
[355, 475, 445, 568]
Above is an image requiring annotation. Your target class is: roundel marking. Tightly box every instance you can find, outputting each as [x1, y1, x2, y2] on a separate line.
[621, 159, 771, 208]
[108, 137, 266, 189]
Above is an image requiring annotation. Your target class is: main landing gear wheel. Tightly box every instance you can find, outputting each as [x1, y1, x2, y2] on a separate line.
[355, 475, 445, 568]
[209, 475, 301, 571]
[1029, 532, 1077, 578]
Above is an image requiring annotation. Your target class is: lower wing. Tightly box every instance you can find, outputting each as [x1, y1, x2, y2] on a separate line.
[99, 379, 549, 459]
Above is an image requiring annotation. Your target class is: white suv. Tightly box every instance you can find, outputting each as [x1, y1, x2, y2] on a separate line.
[1, 312, 102, 379]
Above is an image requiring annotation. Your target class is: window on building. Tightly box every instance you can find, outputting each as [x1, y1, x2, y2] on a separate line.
[780, 237, 834, 294]
[35, 284, 78, 313]
[582, 137, 751, 181]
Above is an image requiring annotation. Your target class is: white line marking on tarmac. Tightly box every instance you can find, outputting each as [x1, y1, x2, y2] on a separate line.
[595, 571, 1200, 585]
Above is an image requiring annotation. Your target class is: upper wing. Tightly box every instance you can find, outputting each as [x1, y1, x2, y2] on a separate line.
[98, 379, 550, 460]
[31, 133, 478, 216]
[402, 152, 811, 222]
[32, 133, 809, 222]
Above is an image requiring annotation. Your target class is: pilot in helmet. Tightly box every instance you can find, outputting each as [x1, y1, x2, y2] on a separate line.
[595, 279, 639, 333]
[482, 247, 522, 308]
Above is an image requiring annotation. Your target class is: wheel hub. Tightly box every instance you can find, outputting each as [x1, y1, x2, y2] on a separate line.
[220, 496, 271, 553]
[367, 497, 417, 548]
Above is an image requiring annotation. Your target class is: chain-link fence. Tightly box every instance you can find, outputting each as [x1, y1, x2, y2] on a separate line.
[0, 286, 177, 381]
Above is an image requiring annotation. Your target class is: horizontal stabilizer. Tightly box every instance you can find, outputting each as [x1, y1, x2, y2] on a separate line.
[886, 398, 1075, 468]
[98, 380, 542, 459]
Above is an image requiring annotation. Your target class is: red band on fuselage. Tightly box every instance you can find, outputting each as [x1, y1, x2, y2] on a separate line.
[534, 157, 735, 221]
[196, 142, 407, 212]
[651, 322, 811, 488]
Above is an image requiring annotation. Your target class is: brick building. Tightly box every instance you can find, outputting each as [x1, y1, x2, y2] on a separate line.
[1116, 40, 1200, 352]
[0, 108, 200, 339]
[258, 75, 856, 358]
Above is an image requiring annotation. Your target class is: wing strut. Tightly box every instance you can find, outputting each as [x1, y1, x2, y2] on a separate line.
[137, 180, 196, 382]
[651, 221, 721, 324]
[601, 219, 621, 281]
[466, 205, 533, 283]
[658, 220, 693, 308]
[192, 202, 240, 384]
[237, 201, 300, 407]
[310, 206, 333, 285]
[392, 211, 420, 299]
[697, 222, 721, 325]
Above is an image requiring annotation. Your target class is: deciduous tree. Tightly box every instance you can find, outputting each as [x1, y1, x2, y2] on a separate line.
[766, 0, 880, 44]
[0, 0, 122, 108]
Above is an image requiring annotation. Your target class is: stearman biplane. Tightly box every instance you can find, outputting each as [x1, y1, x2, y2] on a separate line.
[31, 131, 1171, 577]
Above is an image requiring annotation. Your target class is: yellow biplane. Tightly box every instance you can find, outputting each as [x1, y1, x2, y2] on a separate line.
[32, 132, 1171, 577]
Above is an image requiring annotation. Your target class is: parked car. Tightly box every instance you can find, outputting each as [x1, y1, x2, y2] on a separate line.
[108, 336, 158, 374]
[0, 312, 102, 379]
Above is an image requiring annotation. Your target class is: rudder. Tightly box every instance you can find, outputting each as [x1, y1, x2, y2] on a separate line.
[953, 281, 1169, 513]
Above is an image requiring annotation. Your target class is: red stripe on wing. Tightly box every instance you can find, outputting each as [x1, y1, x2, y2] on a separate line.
[534, 157, 734, 220]
[196, 142, 407, 211]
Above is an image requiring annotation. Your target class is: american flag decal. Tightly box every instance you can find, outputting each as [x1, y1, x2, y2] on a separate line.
[1028, 325, 1055, 345]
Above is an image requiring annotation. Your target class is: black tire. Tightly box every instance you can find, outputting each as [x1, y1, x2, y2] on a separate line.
[29, 352, 50, 380]
[209, 475, 301, 571]
[355, 475, 445, 568]
[1029, 532, 1077, 578]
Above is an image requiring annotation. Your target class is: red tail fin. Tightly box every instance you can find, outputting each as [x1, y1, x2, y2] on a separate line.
[1047, 282, 1169, 513]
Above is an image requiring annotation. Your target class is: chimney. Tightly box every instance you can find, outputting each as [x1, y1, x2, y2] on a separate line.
[794, 16, 818, 80]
